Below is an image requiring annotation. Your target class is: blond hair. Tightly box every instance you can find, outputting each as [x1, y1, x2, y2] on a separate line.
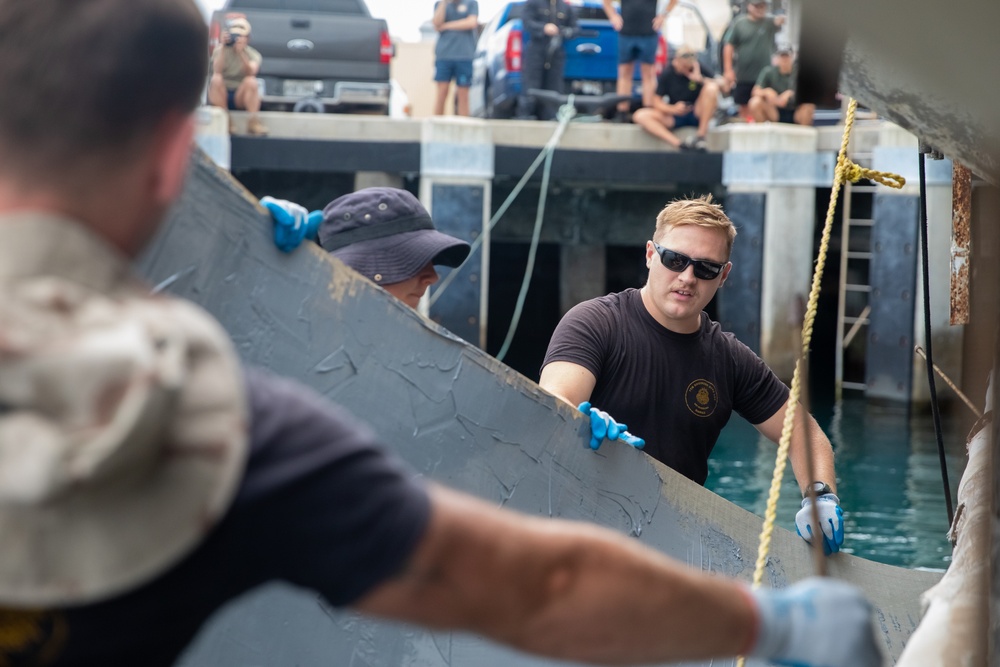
[653, 194, 737, 258]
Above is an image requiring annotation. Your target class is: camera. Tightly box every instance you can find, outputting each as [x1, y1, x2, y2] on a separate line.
[224, 20, 245, 46]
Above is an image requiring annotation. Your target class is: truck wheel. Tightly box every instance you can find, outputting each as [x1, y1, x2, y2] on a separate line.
[293, 98, 325, 113]
[484, 82, 496, 119]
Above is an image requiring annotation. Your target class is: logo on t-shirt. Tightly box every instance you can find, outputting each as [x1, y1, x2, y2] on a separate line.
[684, 379, 718, 417]
[0, 609, 66, 663]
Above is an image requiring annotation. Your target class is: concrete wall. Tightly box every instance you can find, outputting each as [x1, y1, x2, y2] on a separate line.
[391, 40, 439, 119]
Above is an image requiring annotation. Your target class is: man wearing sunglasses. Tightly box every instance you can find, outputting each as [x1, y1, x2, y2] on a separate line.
[540, 195, 845, 556]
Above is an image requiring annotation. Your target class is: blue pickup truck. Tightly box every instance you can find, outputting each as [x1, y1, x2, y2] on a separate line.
[469, 0, 666, 119]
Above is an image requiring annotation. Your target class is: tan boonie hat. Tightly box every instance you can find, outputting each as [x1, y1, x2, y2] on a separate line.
[226, 16, 251, 36]
[0, 214, 248, 606]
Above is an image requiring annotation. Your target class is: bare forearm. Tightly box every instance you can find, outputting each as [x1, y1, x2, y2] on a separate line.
[445, 15, 479, 31]
[238, 51, 254, 76]
[433, 2, 448, 28]
[503, 521, 755, 663]
[359, 485, 756, 664]
[722, 44, 734, 73]
[788, 413, 837, 493]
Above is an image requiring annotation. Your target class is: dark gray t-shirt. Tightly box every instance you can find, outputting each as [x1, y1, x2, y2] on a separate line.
[620, 0, 658, 36]
[435, 0, 479, 61]
[28, 368, 431, 667]
[542, 289, 789, 484]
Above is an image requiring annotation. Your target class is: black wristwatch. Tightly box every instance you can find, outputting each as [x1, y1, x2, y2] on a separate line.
[803, 481, 833, 499]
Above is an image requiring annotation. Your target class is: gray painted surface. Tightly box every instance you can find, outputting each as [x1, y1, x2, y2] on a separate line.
[866, 194, 920, 402]
[800, 0, 1000, 186]
[139, 154, 940, 666]
[720, 193, 765, 355]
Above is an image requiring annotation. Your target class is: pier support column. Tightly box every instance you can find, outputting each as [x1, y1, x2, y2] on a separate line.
[721, 124, 825, 380]
[559, 244, 605, 315]
[868, 124, 958, 404]
[419, 118, 494, 348]
[354, 172, 403, 190]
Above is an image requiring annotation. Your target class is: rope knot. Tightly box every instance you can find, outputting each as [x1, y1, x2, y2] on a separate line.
[839, 160, 906, 189]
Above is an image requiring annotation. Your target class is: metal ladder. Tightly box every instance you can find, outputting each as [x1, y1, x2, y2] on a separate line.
[834, 158, 877, 399]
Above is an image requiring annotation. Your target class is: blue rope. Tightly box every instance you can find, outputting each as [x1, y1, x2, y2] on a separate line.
[427, 97, 578, 317]
[496, 99, 577, 361]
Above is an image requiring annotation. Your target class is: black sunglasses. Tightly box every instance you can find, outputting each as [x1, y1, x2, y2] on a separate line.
[651, 242, 726, 280]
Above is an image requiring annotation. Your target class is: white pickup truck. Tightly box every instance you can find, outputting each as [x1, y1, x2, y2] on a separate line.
[211, 0, 394, 114]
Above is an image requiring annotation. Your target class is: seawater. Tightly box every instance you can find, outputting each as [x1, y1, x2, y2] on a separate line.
[705, 395, 971, 570]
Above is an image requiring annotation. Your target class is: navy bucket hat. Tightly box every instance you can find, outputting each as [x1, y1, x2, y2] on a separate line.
[317, 188, 471, 285]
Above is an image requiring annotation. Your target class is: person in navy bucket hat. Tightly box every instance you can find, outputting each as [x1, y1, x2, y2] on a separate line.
[262, 187, 471, 308]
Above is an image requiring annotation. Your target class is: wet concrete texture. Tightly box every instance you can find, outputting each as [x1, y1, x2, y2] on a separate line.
[138, 153, 941, 666]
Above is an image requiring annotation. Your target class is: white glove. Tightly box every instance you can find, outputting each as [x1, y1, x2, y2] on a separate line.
[749, 577, 882, 667]
[795, 492, 845, 555]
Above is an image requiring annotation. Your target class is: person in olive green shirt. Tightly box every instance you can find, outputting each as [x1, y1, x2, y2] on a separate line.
[208, 17, 267, 135]
[721, 0, 785, 120]
[748, 46, 815, 126]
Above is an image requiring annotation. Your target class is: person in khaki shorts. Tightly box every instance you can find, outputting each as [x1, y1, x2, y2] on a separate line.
[208, 16, 267, 135]
[0, 2, 881, 666]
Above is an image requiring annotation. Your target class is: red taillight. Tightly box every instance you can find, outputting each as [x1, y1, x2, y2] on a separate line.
[654, 35, 667, 74]
[380, 30, 394, 64]
[506, 29, 523, 72]
[208, 19, 221, 54]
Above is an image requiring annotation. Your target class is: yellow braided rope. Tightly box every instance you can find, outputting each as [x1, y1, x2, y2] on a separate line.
[736, 100, 904, 665]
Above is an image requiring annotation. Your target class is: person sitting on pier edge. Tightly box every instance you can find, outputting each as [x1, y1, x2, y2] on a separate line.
[262, 187, 471, 309]
[748, 45, 815, 126]
[0, 2, 880, 666]
[207, 16, 268, 136]
[539, 195, 846, 556]
[515, 0, 577, 121]
[632, 45, 722, 152]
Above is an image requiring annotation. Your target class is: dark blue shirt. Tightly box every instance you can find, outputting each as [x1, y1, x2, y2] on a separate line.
[2, 368, 431, 667]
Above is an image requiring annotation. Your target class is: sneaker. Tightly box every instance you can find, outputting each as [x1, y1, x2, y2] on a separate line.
[681, 135, 708, 152]
[246, 117, 269, 136]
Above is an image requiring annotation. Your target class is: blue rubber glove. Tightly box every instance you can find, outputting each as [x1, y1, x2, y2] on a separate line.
[577, 402, 645, 451]
[748, 577, 881, 667]
[260, 196, 323, 253]
[795, 493, 845, 555]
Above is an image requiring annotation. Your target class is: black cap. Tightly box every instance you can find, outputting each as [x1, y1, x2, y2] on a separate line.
[317, 187, 471, 285]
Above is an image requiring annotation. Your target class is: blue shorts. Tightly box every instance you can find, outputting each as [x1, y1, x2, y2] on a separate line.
[226, 89, 238, 110]
[618, 34, 658, 65]
[673, 111, 699, 128]
[435, 60, 473, 87]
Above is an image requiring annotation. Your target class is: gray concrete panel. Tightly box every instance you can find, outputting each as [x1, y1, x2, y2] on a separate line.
[138, 153, 939, 667]
[720, 193, 766, 355]
[429, 183, 486, 345]
[866, 194, 920, 402]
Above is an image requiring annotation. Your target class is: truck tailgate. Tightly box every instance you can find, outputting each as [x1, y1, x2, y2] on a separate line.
[563, 19, 619, 82]
[240, 11, 388, 81]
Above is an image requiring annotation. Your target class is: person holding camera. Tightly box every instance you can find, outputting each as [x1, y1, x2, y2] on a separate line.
[208, 16, 267, 135]
[514, 0, 577, 120]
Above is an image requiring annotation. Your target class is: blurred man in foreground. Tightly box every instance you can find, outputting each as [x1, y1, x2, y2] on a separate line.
[0, 2, 879, 666]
